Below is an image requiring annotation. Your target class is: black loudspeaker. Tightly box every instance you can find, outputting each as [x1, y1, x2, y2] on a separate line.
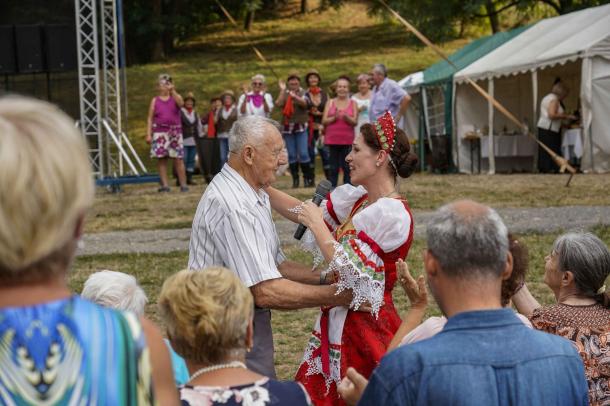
[0, 26, 17, 74]
[15, 25, 45, 73]
[44, 25, 77, 72]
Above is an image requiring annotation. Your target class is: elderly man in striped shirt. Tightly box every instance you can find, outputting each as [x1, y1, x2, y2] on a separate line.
[188, 115, 351, 378]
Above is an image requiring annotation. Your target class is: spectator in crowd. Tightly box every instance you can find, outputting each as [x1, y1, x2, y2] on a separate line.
[158, 268, 312, 405]
[352, 73, 372, 137]
[512, 232, 610, 405]
[216, 90, 238, 168]
[338, 200, 588, 406]
[387, 233, 532, 351]
[276, 72, 312, 188]
[180, 92, 202, 185]
[369, 64, 411, 125]
[0, 96, 177, 405]
[238, 74, 274, 118]
[81, 270, 190, 386]
[198, 97, 222, 183]
[146, 73, 188, 192]
[536, 81, 576, 173]
[322, 76, 358, 187]
[304, 69, 330, 183]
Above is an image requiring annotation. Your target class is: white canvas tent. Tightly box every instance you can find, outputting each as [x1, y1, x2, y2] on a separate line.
[453, 4, 610, 173]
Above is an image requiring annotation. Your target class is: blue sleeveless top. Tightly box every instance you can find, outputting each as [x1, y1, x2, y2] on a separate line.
[0, 296, 155, 405]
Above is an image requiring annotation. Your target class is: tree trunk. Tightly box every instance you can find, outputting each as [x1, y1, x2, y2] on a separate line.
[151, 0, 164, 61]
[485, 0, 500, 33]
[301, 0, 308, 14]
[244, 10, 255, 31]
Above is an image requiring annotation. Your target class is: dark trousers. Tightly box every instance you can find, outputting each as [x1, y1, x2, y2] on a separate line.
[246, 308, 276, 378]
[328, 145, 351, 187]
[195, 137, 221, 181]
[537, 127, 562, 173]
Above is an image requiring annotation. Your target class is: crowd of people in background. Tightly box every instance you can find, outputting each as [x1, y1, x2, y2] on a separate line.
[145, 63, 412, 192]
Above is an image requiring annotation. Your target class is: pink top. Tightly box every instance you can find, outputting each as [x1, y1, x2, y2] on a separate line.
[325, 99, 356, 146]
[399, 313, 533, 346]
[153, 96, 181, 130]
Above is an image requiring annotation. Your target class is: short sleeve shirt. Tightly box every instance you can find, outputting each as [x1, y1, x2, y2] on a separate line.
[369, 78, 408, 121]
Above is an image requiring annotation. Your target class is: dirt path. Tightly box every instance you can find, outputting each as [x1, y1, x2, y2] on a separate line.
[78, 205, 610, 256]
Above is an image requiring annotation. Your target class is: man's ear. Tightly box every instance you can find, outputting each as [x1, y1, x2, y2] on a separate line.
[424, 249, 439, 279]
[501, 251, 514, 281]
[243, 145, 255, 165]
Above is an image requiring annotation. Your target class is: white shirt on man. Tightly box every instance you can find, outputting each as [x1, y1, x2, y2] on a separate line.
[237, 92, 274, 118]
[188, 163, 285, 286]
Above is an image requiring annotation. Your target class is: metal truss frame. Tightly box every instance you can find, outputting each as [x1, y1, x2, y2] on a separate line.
[75, 0, 141, 179]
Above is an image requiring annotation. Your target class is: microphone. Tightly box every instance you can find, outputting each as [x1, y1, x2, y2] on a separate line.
[294, 179, 332, 240]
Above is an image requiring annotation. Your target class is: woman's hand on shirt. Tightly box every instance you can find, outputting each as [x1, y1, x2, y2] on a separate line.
[397, 259, 428, 310]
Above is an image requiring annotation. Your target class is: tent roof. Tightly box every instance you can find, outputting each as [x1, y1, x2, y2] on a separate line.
[422, 26, 529, 86]
[455, 4, 610, 83]
[398, 71, 424, 92]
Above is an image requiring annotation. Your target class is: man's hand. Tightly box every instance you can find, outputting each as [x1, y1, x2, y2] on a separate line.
[278, 80, 286, 91]
[338, 367, 369, 406]
[396, 259, 428, 309]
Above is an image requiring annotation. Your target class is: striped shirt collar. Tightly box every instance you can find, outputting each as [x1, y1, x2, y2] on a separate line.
[221, 163, 267, 207]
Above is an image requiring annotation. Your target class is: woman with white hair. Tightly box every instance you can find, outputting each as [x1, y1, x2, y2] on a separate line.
[159, 267, 312, 405]
[82, 270, 190, 386]
[238, 74, 274, 118]
[513, 231, 610, 405]
[0, 96, 177, 405]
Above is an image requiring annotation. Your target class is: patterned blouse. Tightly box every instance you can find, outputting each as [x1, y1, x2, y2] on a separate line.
[180, 378, 311, 406]
[0, 296, 154, 405]
[530, 303, 610, 405]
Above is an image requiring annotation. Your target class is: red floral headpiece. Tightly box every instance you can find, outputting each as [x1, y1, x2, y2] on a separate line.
[374, 111, 396, 154]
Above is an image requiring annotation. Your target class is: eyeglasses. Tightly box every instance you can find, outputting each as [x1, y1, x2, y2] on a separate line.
[252, 82, 263, 86]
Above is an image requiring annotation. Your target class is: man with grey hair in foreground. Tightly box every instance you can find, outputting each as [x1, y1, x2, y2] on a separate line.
[339, 200, 588, 405]
[188, 115, 351, 378]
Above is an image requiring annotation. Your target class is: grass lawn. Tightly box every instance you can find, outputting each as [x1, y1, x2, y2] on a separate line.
[87, 171, 610, 233]
[70, 225, 610, 380]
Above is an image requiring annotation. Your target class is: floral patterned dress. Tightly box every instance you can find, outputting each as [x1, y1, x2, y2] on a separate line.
[295, 184, 414, 405]
[180, 377, 311, 406]
[530, 303, 610, 405]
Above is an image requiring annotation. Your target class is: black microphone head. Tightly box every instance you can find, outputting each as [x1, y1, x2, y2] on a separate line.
[313, 180, 332, 201]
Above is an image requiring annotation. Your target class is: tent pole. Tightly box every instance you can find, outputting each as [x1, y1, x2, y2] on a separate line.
[488, 79, 495, 174]
[532, 70, 538, 172]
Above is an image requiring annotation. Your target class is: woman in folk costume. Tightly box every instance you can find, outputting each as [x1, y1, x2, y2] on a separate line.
[267, 111, 419, 405]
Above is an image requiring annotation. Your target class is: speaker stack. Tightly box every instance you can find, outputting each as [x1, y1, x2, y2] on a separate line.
[0, 24, 77, 75]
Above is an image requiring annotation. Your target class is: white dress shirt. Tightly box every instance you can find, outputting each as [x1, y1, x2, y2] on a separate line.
[188, 164, 285, 287]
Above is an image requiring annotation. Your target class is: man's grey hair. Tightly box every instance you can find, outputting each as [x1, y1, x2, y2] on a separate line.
[426, 201, 508, 278]
[553, 232, 610, 297]
[81, 270, 148, 317]
[372, 63, 387, 77]
[229, 115, 280, 153]
[251, 73, 266, 84]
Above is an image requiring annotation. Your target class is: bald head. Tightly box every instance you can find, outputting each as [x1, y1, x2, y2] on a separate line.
[427, 200, 508, 279]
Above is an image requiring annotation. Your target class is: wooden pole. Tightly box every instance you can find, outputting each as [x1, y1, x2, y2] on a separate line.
[214, 0, 280, 81]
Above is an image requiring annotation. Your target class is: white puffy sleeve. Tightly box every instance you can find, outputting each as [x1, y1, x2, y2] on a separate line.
[321, 184, 367, 232]
[330, 198, 412, 318]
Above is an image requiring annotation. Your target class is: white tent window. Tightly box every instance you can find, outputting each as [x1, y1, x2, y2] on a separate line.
[424, 86, 446, 136]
